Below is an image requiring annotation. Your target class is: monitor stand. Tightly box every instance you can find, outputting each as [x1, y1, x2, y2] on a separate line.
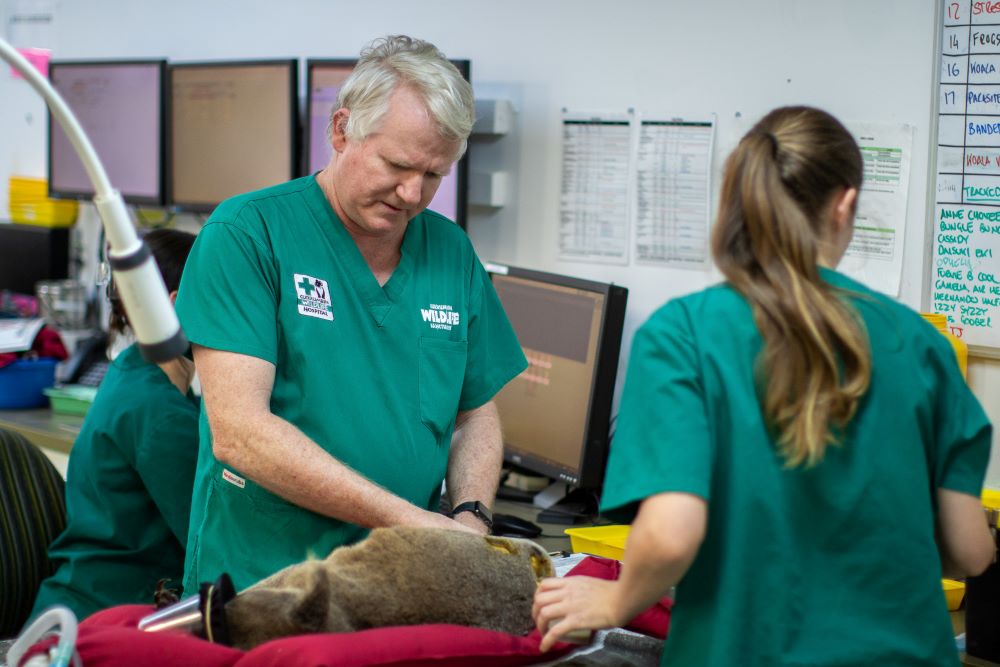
[533, 481, 599, 525]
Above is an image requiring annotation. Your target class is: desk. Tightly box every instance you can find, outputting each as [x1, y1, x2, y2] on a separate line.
[0, 407, 81, 454]
[0, 407, 81, 477]
[492, 497, 573, 554]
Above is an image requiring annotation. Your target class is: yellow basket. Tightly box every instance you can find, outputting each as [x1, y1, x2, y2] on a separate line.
[9, 176, 48, 195]
[8, 176, 79, 227]
[564, 525, 630, 560]
[942, 579, 965, 611]
[9, 201, 78, 227]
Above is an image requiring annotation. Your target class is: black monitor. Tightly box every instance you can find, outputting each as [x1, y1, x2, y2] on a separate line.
[48, 59, 167, 206]
[168, 59, 299, 212]
[487, 263, 628, 522]
[304, 58, 470, 229]
[0, 224, 69, 295]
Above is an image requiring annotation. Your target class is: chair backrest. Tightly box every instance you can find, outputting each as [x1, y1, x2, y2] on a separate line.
[0, 428, 66, 637]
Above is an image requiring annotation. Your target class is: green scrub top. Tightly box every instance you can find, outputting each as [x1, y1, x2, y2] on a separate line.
[602, 269, 991, 667]
[175, 175, 526, 592]
[30, 344, 200, 622]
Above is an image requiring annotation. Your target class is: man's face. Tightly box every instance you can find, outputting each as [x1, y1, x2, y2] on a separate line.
[328, 85, 461, 238]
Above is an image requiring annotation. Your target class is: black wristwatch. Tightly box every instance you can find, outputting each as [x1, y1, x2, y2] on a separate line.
[449, 500, 493, 530]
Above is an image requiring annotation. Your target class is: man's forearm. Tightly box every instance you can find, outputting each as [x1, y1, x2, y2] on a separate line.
[195, 345, 473, 533]
[446, 401, 504, 509]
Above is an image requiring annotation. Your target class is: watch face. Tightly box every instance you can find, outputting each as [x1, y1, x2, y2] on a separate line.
[473, 501, 492, 522]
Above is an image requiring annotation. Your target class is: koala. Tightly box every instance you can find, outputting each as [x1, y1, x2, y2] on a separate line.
[223, 526, 554, 651]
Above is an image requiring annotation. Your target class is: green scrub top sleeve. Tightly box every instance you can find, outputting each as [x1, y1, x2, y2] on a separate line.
[600, 301, 712, 523]
[175, 219, 280, 364]
[134, 398, 201, 545]
[456, 258, 528, 411]
[932, 336, 992, 497]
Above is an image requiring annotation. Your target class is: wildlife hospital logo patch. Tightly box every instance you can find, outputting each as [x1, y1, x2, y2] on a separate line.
[421, 303, 460, 331]
[294, 273, 334, 321]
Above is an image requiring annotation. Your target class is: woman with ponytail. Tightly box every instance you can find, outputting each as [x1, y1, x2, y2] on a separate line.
[29, 229, 200, 624]
[534, 107, 995, 665]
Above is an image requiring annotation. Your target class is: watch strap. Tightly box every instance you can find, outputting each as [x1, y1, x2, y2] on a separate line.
[449, 500, 493, 530]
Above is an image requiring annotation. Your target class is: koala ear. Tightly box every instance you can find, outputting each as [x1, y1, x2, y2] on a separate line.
[290, 565, 331, 633]
[484, 535, 518, 555]
[529, 548, 555, 581]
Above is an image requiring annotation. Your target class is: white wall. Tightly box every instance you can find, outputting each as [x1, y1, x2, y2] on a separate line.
[1, 0, 997, 486]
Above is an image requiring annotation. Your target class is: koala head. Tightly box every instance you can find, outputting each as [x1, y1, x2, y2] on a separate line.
[482, 534, 554, 582]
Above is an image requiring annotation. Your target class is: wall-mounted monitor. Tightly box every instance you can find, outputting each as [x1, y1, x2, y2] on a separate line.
[487, 264, 628, 522]
[168, 59, 299, 212]
[48, 59, 166, 206]
[305, 58, 470, 229]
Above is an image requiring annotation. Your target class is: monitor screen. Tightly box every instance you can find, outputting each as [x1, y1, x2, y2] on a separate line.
[305, 59, 470, 228]
[0, 224, 69, 295]
[168, 60, 298, 211]
[48, 60, 165, 205]
[488, 265, 628, 496]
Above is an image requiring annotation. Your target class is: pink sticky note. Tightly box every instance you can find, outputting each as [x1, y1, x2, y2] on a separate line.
[11, 47, 51, 79]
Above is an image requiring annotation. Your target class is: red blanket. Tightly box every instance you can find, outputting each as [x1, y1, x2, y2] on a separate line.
[18, 556, 671, 667]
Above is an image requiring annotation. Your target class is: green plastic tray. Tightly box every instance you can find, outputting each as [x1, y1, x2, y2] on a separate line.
[43, 385, 98, 416]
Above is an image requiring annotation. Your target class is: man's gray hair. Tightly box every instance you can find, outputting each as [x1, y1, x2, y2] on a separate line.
[329, 35, 475, 158]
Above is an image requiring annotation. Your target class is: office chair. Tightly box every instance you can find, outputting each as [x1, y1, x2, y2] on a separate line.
[0, 428, 66, 638]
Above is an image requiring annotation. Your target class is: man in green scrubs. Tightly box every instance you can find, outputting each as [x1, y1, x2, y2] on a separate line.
[176, 36, 526, 592]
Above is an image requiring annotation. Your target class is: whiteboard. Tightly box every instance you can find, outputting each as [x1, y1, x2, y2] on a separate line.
[929, 0, 1000, 354]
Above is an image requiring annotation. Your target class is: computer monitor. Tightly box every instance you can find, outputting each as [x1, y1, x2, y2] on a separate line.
[304, 58, 470, 229]
[487, 263, 628, 521]
[168, 59, 299, 212]
[48, 59, 166, 205]
[0, 224, 69, 295]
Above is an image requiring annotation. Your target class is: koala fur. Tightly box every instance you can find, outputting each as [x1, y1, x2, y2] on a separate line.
[223, 526, 554, 651]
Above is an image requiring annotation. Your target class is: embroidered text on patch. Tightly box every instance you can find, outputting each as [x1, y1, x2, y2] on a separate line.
[294, 273, 334, 321]
[420, 303, 460, 331]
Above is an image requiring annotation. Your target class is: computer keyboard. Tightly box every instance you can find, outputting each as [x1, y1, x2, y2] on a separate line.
[76, 360, 109, 387]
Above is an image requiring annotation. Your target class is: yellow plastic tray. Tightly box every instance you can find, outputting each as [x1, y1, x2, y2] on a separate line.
[564, 525, 630, 560]
[8, 176, 48, 194]
[942, 578, 965, 611]
[9, 201, 78, 227]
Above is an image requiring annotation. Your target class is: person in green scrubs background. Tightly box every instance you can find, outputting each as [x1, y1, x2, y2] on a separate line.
[175, 35, 526, 592]
[30, 229, 199, 623]
[533, 107, 997, 666]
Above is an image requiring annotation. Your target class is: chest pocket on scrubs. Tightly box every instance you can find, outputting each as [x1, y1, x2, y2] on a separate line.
[418, 337, 468, 438]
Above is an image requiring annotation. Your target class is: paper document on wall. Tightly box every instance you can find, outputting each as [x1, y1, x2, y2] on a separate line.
[0, 317, 45, 354]
[559, 109, 634, 264]
[837, 121, 914, 297]
[634, 114, 715, 268]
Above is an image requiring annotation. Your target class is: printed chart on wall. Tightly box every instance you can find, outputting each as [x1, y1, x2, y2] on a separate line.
[933, 0, 1000, 349]
[558, 110, 716, 267]
[837, 121, 914, 297]
[634, 114, 715, 268]
[559, 109, 634, 264]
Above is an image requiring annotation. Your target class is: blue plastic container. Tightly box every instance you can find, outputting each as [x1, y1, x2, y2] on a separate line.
[0, 358, 58, 409]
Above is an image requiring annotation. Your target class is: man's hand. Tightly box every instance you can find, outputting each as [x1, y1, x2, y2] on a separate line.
[398, 506, 480, 534]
